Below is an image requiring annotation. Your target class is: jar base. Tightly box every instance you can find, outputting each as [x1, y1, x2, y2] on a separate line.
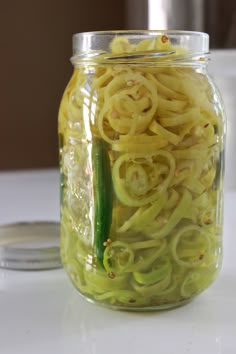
[78, 291, 193, 312]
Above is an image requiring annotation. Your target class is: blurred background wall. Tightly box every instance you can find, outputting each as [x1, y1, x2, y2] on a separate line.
[1, 0, 235, 170]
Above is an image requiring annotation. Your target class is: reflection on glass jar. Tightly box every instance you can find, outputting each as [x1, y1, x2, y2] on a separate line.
[58, 31, 225, 311]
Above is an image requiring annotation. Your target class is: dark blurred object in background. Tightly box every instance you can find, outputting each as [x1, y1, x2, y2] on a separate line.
[205, 0, 236, 48]
[130, 0, 236, 48]
[0, 0, 126, 170]
[0, 0, 235, 169]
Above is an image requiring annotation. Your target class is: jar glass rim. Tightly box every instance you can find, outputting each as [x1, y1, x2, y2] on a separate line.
[72, 30, 209, 65]
[73, 30, 209, 39]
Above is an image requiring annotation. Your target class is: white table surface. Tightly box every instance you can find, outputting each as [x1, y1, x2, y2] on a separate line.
[0, 169, 235, 354]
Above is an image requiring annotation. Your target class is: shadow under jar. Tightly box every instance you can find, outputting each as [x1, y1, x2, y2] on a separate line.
[58, 30, 225, 311]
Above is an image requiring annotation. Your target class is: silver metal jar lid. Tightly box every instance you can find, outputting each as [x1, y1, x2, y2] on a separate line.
[0, 221, 61, 270]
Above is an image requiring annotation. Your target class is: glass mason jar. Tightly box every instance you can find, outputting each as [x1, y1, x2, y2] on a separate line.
[58, 31, 225, 311]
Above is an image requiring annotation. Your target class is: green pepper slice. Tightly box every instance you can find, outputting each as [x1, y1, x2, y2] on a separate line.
[133, 256, 171, 285]
[103, 241, 135, 274]
[93, 138, 113, 267]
